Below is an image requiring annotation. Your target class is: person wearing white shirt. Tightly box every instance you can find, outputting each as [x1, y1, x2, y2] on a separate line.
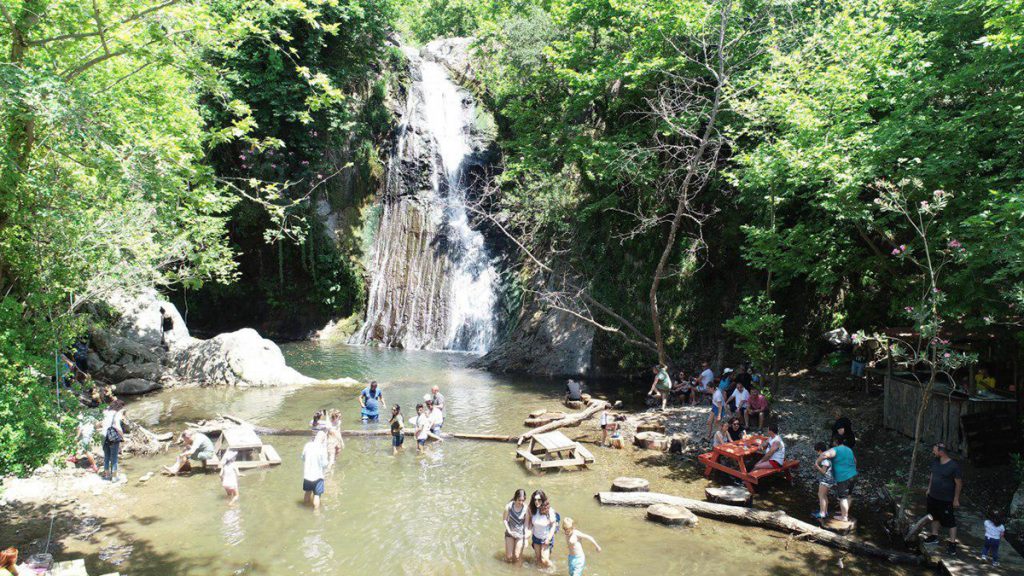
[754, 424, 786, 470]
[413, 403, 442, 453]
[699, 361, 714, 387]
[706, 386, 725, 440]
[727, 382, 751, 427]
[302, 431, 329, 509]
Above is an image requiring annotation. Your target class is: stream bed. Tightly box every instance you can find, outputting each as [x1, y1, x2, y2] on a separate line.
[24, 343, 925, 575]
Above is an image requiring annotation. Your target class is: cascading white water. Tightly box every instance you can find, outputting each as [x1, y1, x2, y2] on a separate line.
[353, 52, 498, 353]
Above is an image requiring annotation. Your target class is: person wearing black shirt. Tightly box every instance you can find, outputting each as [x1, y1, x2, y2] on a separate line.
[924, 443, 963, 554]
[831, 416, 856, 448]
[726, 417, 746, 442]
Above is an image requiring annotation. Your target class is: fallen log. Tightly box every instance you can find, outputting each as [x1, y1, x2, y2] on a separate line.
[518, 401, 608, 444]
[524, 412, 566, 427]
[903, 514, 932, 543]
[222, 414, 515, 442]
[596, 491, 920, 565]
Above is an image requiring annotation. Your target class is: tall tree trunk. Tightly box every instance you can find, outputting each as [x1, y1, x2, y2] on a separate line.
[648, 0, 730, 366]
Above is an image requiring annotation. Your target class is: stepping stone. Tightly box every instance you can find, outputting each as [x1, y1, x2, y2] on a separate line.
[646, 504, 698, 526]
[668, 435, 687, 454]
[636, 422, 666, 434]
[581, 393, 593, 403]
[634, 431, 669, 451]
[528, 408, 547, 419]
[823, 517, 857, 535]
[565, 400, 585, 410]
[611, 477, 650, 492]
[705, 485, 752, 506]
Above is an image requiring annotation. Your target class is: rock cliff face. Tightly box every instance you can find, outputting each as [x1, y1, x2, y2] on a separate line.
[89, 290, 326, 392]
[350, 40, 501, 353]
[471, 275, 595, 377]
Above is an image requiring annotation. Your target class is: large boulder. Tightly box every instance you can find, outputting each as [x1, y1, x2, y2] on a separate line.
[170, 328, 315, 387]
[114, 378, 162, 395]
[103, 289, 190, 350]
[1010, 481, 1024, 533]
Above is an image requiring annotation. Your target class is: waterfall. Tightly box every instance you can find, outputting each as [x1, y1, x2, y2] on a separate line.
[353, 48, 498, 353]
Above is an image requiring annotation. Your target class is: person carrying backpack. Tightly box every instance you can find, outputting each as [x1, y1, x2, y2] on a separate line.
[101, 400, 126, 481]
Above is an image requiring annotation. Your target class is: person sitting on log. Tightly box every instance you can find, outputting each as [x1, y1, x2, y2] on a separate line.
[753, 423, 786, 471]
[164, 429, 216, 475]
[565, 379, 584, 403]
[669, 371, 693, 405]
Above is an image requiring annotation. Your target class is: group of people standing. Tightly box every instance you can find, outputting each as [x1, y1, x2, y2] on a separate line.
[502, 489, 601, 576]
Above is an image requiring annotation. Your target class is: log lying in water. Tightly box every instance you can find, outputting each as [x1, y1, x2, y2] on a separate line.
[221, 414, 515, 442]
[518, 400, 609, 444]
[595, 491, 920, 565]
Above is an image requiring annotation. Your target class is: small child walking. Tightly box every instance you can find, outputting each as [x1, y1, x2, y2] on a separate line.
[981, 510, 1005, 566]
[811, 441, 835, 520]
[220, 450, 240, 505]
[390, 404, 405, 455]
[562, 517, 601, 576]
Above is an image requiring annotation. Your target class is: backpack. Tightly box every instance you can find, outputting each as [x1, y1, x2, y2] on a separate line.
[104, 413, 123, 443]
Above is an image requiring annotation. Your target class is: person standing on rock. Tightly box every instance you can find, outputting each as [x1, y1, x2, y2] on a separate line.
[923, 442, 962, 555]
[815, 437, 857, 523]
[100, 400, 126, 481]
[359, 380, 386, 422]
[159, 306, 174, 350]
[647, 365, 671, 411]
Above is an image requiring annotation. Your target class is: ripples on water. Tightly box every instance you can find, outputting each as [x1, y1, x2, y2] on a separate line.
[111, 344, 917, 576]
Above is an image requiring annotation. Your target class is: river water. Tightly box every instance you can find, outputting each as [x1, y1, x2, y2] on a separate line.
[69, 343, 919, 575]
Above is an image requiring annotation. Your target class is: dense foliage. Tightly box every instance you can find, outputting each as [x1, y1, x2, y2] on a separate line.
[409, 0, 1024, 369]
[0, 0, 393, 474]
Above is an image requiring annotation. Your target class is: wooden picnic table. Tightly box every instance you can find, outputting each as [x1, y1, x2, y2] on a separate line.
[517, 431, 594, 471]
[698, 435, 798, 493]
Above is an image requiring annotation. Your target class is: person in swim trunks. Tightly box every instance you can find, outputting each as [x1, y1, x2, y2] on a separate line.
[562, 517, 601, 576]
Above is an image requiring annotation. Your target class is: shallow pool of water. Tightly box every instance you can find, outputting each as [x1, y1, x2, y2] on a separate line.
[62, 343, 920, 575]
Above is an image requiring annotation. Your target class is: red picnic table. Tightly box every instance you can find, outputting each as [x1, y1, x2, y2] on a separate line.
[698, 435, 798, 493]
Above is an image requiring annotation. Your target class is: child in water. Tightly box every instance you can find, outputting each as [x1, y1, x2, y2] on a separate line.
[220, 450, 240, 505]
[390, 404, 405, 455]
[562, 517, 601, 576]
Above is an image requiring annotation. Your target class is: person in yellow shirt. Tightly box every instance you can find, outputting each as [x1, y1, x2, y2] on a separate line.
[975, 368, 996, 392]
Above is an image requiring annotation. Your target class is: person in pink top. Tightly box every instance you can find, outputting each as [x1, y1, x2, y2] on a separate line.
[747, 388, 769, 431]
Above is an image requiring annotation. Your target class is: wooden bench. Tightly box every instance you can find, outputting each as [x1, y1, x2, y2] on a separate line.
[517, 449, 544, 470]
[539, 455, 585, 469]
[748, 459, 799, 482]
[575, 443, 595, 464]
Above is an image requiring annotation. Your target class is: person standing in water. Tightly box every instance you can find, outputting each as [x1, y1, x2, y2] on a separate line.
[359, 380, 386, 422]
[527, 490, 558, 569]
[302, 431, 329, 510]
[220, 450, 240, 505]
[502, 489, 528, 564]
[326, 409, 344, 466]
[430, 385, 445, 412]
[389, 405, 405, 455]
[562, 517, 601, 576]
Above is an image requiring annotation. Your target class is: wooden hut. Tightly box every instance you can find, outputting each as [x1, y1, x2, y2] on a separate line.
[881, 327, 1020, 460]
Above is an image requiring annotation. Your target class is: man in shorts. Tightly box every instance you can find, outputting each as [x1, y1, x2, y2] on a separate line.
[924, 443, 962, 554]
[816, 438, 857, 522]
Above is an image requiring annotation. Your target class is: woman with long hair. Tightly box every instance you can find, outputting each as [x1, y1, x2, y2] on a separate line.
[526, 490, 558, 568]
[503, 488, 528, 564]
